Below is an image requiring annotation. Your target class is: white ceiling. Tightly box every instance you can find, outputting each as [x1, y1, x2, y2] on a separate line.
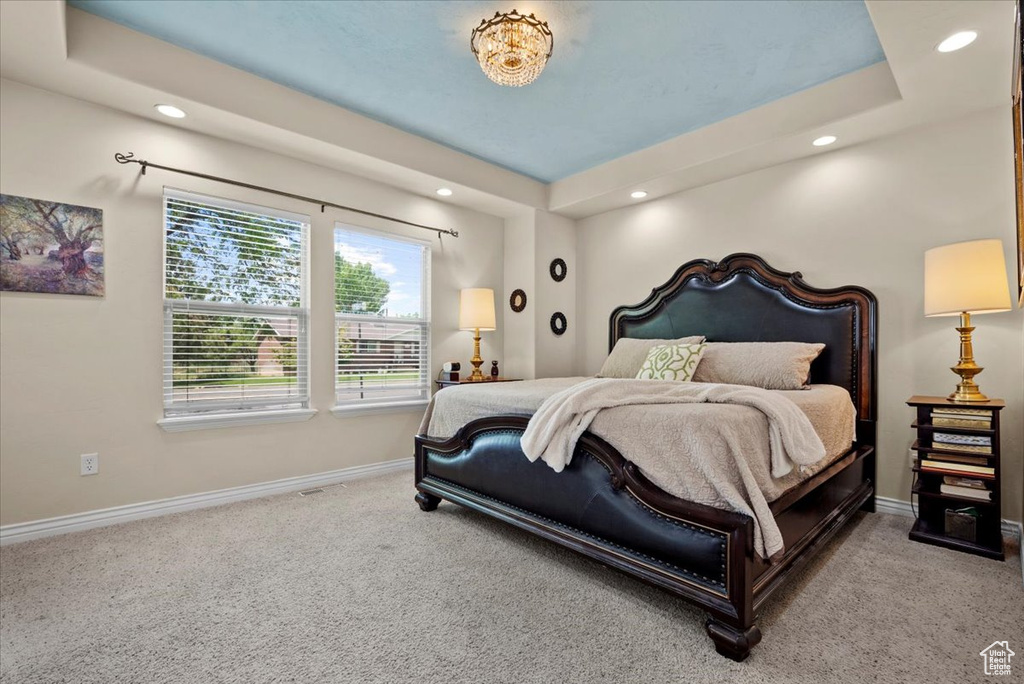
[0, 1, 1016, 220]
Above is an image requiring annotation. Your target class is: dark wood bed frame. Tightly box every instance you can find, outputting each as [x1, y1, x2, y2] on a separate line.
[414, 253, 878, 661]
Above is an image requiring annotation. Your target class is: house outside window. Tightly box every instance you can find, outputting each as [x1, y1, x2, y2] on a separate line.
[333, 225, 430, 413]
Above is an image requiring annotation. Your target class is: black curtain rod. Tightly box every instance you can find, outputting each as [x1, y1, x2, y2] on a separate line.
[113, 152, 459, 238]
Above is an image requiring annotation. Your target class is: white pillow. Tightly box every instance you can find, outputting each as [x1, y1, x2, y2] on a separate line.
[598, 336, 705, 378]
[636, 343, 707, 381]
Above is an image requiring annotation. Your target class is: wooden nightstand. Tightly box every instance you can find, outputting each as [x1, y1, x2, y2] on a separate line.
[435, 377, 521, 389]
[907, 395, 1005, 560]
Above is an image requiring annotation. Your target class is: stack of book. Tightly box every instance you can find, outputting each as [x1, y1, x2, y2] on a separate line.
[930, 406, 992, 429]
[920, 458, 995, 479]
[931, 431, 992, 454]
[917, 405, 997, 497]
[939, 475, 993, 501]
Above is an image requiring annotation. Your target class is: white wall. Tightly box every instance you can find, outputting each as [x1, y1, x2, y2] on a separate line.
[534, 210, 578, 379]
[500, 209, 578, 380]
[576, 107, 1024, 522]
[502, 211, 536, 379]
[0, 79, 505, 525]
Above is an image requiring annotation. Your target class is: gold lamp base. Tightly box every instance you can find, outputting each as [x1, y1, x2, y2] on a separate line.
[469, 327, 484, 381]
[947, 312, 989, 403]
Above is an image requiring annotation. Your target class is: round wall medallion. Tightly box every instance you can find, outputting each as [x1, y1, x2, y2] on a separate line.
[509, 289, 527, 312]
[549, 258, 567, 282]
[550, 311, 567, 336]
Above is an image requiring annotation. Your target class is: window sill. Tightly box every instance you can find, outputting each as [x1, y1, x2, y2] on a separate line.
[330, 400, 429, 418]
[158, 408, 318, 433]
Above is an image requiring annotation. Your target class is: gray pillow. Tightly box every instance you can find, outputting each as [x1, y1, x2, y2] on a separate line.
[691, 342, 825, 390]
[598, 336, 706, 378]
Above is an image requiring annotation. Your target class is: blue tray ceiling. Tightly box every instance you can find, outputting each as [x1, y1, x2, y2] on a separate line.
[70, 1, 886, 182]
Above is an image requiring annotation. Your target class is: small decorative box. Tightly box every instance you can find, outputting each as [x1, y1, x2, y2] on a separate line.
[944, 508, 978, 543]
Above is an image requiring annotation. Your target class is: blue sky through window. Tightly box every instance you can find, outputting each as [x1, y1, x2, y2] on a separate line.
[334, 228, 424, 318]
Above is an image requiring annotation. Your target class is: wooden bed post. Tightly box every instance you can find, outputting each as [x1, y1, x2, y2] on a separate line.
[704, 509, 760, 661]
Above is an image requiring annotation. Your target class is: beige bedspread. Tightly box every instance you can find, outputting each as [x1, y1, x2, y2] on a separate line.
[418, 377, 856, 558]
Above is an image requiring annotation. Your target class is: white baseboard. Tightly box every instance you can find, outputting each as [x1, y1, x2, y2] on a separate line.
[876, 495, 1022, 543]
[0, 457, 413, 546]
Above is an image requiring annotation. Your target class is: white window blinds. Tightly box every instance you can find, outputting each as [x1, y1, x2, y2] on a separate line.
[334, 225, 430, 406]
[163, 190, 310, 417]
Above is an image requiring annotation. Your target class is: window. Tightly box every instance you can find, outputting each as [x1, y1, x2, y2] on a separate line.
[334, 225, 430, 411]
[161, 189, 311, 428]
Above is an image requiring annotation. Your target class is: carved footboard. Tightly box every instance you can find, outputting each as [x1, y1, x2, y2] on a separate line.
[414, 416, 763, 660]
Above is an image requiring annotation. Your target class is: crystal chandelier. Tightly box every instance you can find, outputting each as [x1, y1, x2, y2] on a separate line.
[470, 9, 554, 87]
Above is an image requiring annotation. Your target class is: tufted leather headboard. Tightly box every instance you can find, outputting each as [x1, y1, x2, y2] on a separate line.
[609, 253, 877, 423]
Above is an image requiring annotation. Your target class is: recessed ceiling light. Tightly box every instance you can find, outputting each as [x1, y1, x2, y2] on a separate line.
[630, 191, 648, 199]
[154, 104, 186, 119]
[937, 31, 977, 53]
[436, 188, 453, 197]
[812, 135, 837, 147]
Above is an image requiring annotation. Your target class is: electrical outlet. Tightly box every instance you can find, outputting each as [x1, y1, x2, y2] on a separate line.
[908, 447, 917, 470]
[80, 453, 99, 476]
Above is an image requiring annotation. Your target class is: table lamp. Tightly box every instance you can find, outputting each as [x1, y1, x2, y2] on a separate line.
[924, 238, 1012, 402]
[459, 288, 496, 381]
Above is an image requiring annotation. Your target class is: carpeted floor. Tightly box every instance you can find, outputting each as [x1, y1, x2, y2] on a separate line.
[1, 471, 1021, 684]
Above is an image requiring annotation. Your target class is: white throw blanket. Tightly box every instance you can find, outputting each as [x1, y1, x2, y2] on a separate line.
[420, 377, 855, 558]
[520, 378, 826, 477]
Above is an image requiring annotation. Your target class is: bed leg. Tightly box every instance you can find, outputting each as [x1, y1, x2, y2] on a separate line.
[704, 617, 762, 662]
[415, 491, 441, 512]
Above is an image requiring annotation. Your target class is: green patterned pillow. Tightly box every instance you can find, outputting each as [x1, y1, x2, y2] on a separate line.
[635, 343, 706, 381]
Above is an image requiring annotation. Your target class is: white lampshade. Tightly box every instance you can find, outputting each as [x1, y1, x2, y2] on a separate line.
[459, 288, 496, 331]
[924, 239, 1012, 317]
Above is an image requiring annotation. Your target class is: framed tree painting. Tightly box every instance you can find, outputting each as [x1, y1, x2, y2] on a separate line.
[1015, 0, 1024, 306]
[0, 194, 104, 296]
